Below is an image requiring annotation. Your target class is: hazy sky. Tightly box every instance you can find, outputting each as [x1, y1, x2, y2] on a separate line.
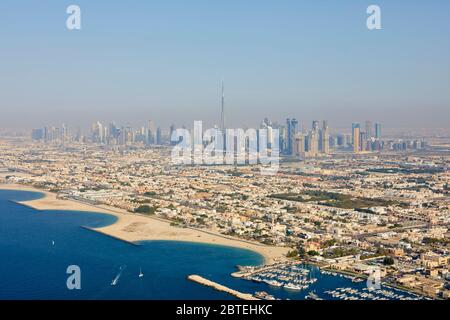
[0, 0, 449, 130]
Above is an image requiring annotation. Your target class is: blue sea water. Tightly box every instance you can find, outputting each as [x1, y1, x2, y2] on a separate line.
[0, 190, 420, 300]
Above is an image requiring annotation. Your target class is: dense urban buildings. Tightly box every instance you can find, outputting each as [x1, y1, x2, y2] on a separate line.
[28, 119, 427, 157]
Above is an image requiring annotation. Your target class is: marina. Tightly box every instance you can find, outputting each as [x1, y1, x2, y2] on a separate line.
[324, 287, 427, 301]
[233, 262, 427, 300]
[240, 263, 318, 292]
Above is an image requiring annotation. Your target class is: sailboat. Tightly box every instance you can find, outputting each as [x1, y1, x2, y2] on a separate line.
[52, 240, 55, 246]
[139, 267, 144, 278]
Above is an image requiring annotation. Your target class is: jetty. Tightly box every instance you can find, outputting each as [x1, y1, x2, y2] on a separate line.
[80, 226, 141, 246]
[187, 275, 259, 300]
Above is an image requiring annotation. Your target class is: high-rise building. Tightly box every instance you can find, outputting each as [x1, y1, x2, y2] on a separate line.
[279, 126, 287, 153]
[360, 131, 367, 151]
[286, 118, 298, 155]
[220, 81, 225, 132]
[43, 127, 49, 142]
[156, 127, 162, 145]
[322, 120, 329, 154]
[286, 118, 291, 154]
[293, 133, 305, 158]
[32, 128, 44, 141]
[365, 120, 373, 139]
[91, 121, 104, 143]
[308, 129, 319, 155]
[291, 119, 298, 133]
[375, 123, 382, 139]
[352, 123, 361, 153]
[337, 134, 344, 146]
[312, 120, 319, 132]
[351, 123, 358, 143]
[61, 123, 67, 143]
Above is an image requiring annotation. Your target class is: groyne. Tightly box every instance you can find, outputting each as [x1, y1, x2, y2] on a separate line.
[187, 275, 259, 300]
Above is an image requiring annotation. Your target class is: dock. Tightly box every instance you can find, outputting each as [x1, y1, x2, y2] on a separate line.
[231, 261, 296, 278]
[187, 275, 259, 300]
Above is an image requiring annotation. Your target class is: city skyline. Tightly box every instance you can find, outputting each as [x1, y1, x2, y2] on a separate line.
[0, 1, 449, 306]
[30, 117, 430, 158]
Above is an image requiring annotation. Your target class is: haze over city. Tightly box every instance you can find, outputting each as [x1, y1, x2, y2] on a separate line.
[1, 0, 449, 130]
[0, 1, 449, 309]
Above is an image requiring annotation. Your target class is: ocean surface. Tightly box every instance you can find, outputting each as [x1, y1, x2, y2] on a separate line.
[0, 190, 420, 300]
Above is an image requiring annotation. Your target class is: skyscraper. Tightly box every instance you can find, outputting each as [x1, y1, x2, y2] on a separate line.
[91, 121, 104, 143]
[156, 127, 162, 145]
[322, 120, 329, 154]
[220, 80, 225, 132]
[61, 123, 67, 143]
[308, 129, 319, 155]
[375, 123, 382, 139]
[286, 118, 291, 154]
[291, 119, 298, 135]
[365, 120, 373, 139]
[351, 123, 358, 143]
[352, 123, 361, 153]
[32, 128, 44, 141]
[312, 120, 319, 132]
[293, 133, 305, 158]
[290, 119, 298, 155]
[279, 126, 287, 153]
[360, 130, 367, 152]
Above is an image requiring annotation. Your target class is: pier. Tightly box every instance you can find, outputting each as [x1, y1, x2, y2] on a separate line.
[187, 275, 259, 300]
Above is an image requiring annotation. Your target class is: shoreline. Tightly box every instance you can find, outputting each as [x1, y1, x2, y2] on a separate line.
[0, 184, 288, 264]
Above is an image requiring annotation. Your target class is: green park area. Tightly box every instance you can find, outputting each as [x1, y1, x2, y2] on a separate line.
[270, 190, 400, 210]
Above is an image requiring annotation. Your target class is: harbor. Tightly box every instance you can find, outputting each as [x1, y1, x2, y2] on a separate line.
[324, 286, 427, 301]
[234, 262, 318, 292]
[230, 262, 428, 300]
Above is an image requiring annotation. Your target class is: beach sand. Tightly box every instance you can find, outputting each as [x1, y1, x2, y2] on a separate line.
[0, 184, 288, 264]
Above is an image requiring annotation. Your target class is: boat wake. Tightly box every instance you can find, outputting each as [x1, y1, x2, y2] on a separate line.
[111, 265, 127, 286]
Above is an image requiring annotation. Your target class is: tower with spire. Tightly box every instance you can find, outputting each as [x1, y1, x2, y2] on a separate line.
[220, 80, 225, 132]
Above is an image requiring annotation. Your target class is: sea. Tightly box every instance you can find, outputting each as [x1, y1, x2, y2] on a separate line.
[0, 190, 422, 300]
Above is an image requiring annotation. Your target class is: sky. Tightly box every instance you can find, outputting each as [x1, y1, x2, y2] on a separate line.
[0, 0, 449, 131]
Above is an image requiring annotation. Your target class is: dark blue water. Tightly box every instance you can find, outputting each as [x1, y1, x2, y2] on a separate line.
[0, 190, 420, 300]
[0, 190, 263, 300]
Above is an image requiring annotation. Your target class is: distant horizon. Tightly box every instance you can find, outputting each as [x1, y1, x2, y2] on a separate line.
[1, 123, 449, 138]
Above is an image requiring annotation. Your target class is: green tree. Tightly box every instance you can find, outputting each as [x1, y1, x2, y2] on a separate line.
[383, 256, 395, 266]
[134, 205, 158, 215]
[287, 249, 299, 258]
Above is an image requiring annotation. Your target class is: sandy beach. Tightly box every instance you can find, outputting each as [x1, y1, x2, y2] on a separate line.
[0, 184, 289, 264]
